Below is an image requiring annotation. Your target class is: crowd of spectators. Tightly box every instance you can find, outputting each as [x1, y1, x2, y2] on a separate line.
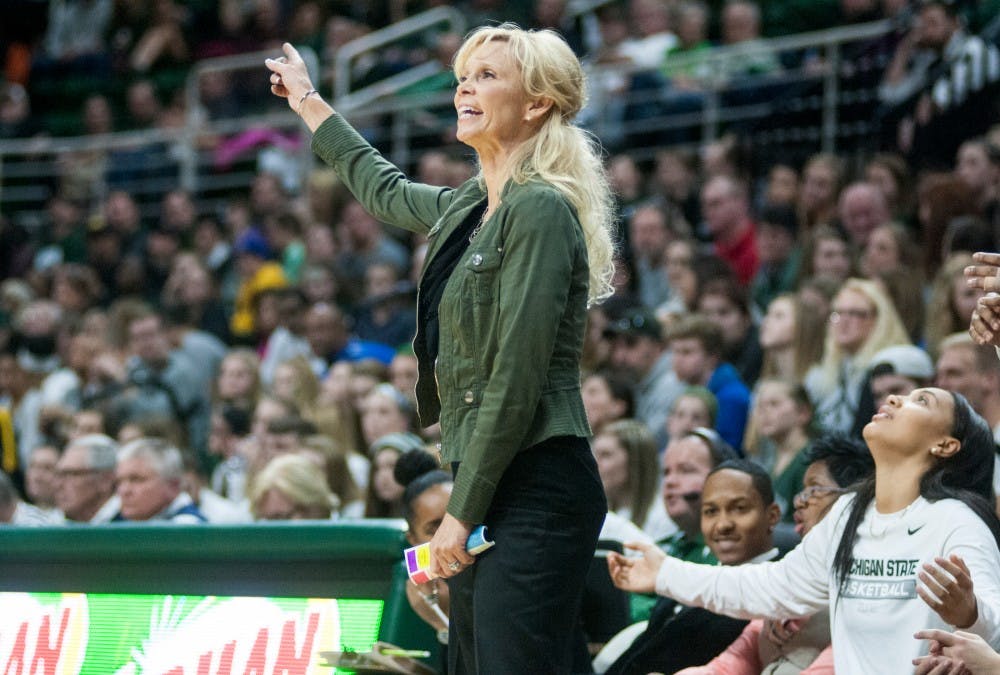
[1, 0, 1000, 670]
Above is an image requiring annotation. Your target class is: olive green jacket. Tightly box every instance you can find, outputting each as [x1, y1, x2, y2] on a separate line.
[312, 113, 591, 522]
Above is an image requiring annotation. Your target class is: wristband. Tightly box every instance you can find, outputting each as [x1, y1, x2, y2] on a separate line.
[297, 88, 318, 112]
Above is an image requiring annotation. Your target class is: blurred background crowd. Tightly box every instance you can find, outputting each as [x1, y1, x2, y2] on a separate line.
[0, 0, 997, 543]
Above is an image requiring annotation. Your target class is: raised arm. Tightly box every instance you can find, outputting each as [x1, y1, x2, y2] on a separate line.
[265, 42, 451, 234]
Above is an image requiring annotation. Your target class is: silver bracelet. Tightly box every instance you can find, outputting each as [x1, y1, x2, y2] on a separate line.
[297, 88, 318, 112]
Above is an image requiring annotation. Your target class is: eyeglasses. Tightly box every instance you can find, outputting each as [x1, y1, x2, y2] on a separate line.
[793, 485, 850, 507]
[57, 468, 101, 479]
[829, 308, 875, 323]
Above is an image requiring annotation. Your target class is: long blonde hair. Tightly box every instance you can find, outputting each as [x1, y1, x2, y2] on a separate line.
[453, 24, 616, 305]
[814, 278, 910, 395]
[925, 253, 977, 360]
[596, 419, 659, 529]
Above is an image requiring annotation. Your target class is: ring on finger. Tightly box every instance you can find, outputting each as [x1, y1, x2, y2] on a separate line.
[448, 561, 461, 572]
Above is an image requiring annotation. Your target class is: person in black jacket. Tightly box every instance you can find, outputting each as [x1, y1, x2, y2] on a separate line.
[601, 459, 781, 674]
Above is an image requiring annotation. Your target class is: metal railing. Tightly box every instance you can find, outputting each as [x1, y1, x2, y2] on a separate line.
[0, 15, 896, 228]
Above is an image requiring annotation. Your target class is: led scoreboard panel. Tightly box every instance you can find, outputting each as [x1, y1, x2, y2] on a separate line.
[0, 521, 437, 674]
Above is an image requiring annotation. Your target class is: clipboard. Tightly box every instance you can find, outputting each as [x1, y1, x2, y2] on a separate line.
[319, 642, 437, 674]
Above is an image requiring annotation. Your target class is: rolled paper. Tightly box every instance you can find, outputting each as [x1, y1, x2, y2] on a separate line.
[404, 525, 495, 583]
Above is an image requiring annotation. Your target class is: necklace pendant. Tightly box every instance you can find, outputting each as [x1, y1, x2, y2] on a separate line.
[469, 210, 489, 243]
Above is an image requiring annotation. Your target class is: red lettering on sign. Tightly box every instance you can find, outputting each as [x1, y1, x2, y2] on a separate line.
[241, 628, 268, 675]
[273, 613, 319, 675]
[30, 608, 70, 675]
[197, 650, 212, 675]
[2, 622, 27, 675]
[218, 640, 236, 675]
[164, 668, 184, 675]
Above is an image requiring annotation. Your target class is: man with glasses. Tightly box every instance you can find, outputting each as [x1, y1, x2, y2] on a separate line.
[55, 433, 119, 524]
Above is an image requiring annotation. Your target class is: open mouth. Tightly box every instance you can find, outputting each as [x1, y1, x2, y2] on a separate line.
[458, 107, 482, 119]
[871, 405, 892, 421]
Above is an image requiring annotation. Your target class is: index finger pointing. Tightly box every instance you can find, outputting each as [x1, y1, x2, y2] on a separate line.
[282, 42, 303, 62]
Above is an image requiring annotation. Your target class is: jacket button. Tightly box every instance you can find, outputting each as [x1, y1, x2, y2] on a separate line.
[471, 254, 483, 266]
[463, 390, 475, 404]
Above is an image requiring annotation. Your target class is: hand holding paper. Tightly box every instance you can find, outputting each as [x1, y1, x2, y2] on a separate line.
[405, 525, 494, 584]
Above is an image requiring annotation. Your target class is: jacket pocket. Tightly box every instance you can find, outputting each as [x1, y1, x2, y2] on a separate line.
[464, 248, 502, 305]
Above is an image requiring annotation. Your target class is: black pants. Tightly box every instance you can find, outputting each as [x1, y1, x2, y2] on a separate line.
[447, 436, 607, 674]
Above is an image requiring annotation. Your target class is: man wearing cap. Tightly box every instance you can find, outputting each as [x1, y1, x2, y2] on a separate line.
[605, 308, 685, 444]
[230, 228, 287, 341]
[850, 344, 935, 436]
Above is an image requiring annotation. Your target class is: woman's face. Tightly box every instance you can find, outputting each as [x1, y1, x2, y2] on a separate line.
[830, 289, 877, 353]
[218, 356, 255, 400]
[956, 144, 997, 195]
[252, 398, 286, 440]
[766, 165, 798, 205]
[951, 272, 984, 326]
[792, 460, 840, 537]
[666, 395, 711, 441]
[271, 363, 298, 401]
[753, 381, 802, 440]
[256, 488, 328, 520]
[800, 162, 836, 213]
[860, 226, 900, 277]
[581, 375, 624, 432]
[372, 448, 405, 503]
[812, 237, 851, 282]
[361, 391, 408, 447]
[865, 163, 899, 207]
[863, 387, 954, 460]
[591, 433, 629, 501]
[407, 482, 453, 545]
[759, 297, 795, 350]
[319, 362, 352, 405]
[454, 41, 535, 152]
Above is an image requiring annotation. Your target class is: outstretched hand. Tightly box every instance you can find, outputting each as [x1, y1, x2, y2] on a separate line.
[264, 42, 316, 113]
[968, 293, 1000, 348]
[607, 541, 666, 595]
[917, 555, 978, 629]
[965, 252, 1000, 294]
[913, 629, 1000, 674]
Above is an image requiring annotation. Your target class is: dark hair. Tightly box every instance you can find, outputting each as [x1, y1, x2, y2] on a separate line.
[394, 448, 452, 524]
[587, 369, 636, 420]
[265, 415, 317, 437]
[697, 276, 751, 319]
[833, 393, 1000, 593]
[667, 314, 725, 359]
[216, 404, 252, 437]
[708, 458, 775, 505]
[803, 433, 874, 488]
